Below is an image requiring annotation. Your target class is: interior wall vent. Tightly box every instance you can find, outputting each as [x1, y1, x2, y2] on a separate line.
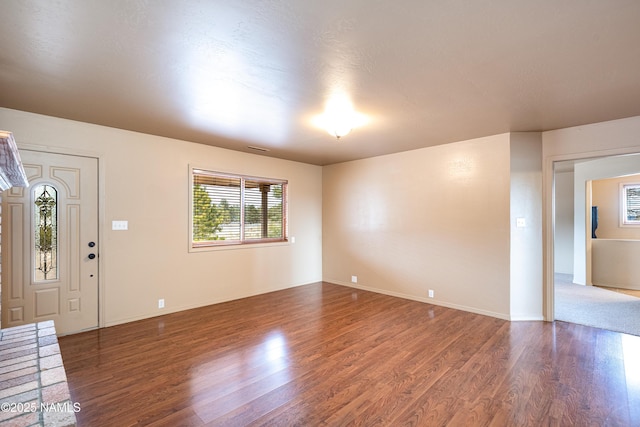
[247, 146, 270, 152]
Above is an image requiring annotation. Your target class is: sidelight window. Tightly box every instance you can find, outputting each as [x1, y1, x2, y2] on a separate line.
[191, 169, 287, 247]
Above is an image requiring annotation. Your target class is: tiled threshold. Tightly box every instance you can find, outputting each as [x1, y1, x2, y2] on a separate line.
[0, 321, 77, 427]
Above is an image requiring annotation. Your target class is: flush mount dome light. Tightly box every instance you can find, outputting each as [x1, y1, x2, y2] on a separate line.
[314, 97, 367, 139]
[324, 110, 354, 139]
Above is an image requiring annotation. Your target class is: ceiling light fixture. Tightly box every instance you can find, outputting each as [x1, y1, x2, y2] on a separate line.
[324, 111, 354, 140]
[313, 96, 368, 140]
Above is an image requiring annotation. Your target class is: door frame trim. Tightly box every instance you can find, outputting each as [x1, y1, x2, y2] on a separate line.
[543, 146, 640, 321]
[11, 143, 105, 330]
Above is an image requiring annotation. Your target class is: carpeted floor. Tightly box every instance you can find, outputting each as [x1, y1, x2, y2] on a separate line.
[597, 285, 640, 298]
[555, 274, 640, 337]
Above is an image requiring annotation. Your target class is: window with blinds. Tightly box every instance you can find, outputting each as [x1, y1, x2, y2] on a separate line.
[622, 183, 640, 225]
[192, 169, 287, 246]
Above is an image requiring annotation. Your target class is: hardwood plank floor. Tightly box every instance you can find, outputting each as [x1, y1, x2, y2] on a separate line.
[58, 282, 640, 426]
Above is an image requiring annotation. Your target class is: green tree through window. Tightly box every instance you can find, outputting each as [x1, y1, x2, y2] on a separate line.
[192, 184, 225, 241]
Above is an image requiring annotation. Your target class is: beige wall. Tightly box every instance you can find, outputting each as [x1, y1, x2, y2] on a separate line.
[592, 174, 640, 239]
[553, 170, 574, 274]
[592, 239, 640, 290]
[6, 105, 640, 327]
[322, 134, 513, 319]
[509, 133, 543, 320]
[590, 173, 640, 290]
[0, 108, 323, 327]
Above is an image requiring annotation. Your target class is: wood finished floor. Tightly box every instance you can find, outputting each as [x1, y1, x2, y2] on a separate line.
[59, 282, 640, 426]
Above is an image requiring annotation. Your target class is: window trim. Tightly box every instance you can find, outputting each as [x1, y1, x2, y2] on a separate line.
[189, 166, 288, 250]
[620, 182, 640, 227]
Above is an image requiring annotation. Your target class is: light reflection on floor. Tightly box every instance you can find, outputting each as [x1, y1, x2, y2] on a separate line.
[188, 330, 292, 422]
[622, 334, 640, 394]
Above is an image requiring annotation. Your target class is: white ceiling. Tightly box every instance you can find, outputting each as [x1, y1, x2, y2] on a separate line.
[2, 1, 640, 165]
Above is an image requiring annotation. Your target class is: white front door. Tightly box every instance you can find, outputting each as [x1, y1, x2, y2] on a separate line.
[2, 150, 99, 335]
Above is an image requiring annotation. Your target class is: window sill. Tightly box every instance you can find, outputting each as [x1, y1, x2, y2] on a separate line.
[189, 239, 291, 253]
[620, 223, 640, 228]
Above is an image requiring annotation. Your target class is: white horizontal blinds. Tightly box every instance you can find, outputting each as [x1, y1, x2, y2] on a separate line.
[193, 172, 241, 243]
[625, 185, 640, 222]
[243, 180, 284, 240]
[192, 169, 287, 246]
[268, 183, 285, 239]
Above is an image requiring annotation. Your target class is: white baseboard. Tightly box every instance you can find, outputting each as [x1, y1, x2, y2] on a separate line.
[509, 315, 545, 321]
[326, 280, 512, 321]
[104, 281, 314, 328]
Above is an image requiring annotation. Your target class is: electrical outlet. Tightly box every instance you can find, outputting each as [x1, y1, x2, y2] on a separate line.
[158, 299, 165, 309]
[351, 275, 358, 284]
[428, 289, 434, 298]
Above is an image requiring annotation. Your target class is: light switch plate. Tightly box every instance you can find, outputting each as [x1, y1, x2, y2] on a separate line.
[112, 220, 128, 230]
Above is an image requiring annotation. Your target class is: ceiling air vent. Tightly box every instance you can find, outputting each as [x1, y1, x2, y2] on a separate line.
[247, 146, 270, 152]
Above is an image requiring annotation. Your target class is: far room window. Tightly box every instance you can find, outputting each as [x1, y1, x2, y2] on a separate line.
[191, 169, 288, 247]
[622, 183, 640, 226]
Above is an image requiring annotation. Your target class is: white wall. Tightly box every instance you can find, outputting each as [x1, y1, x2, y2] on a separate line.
[323, 133, 513, 319]
[0, 108, 323, 327]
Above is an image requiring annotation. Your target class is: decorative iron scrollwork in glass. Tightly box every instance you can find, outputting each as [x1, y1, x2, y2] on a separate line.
[34, 184, 58, 281]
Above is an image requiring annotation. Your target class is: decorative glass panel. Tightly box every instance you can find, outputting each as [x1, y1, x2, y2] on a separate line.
[34, 184, 58, 281]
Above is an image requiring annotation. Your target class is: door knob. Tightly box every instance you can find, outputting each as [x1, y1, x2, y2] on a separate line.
[88, 253, 96, 260]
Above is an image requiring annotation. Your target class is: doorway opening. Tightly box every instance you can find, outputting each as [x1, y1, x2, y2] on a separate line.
[552, 154, 640, 336]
